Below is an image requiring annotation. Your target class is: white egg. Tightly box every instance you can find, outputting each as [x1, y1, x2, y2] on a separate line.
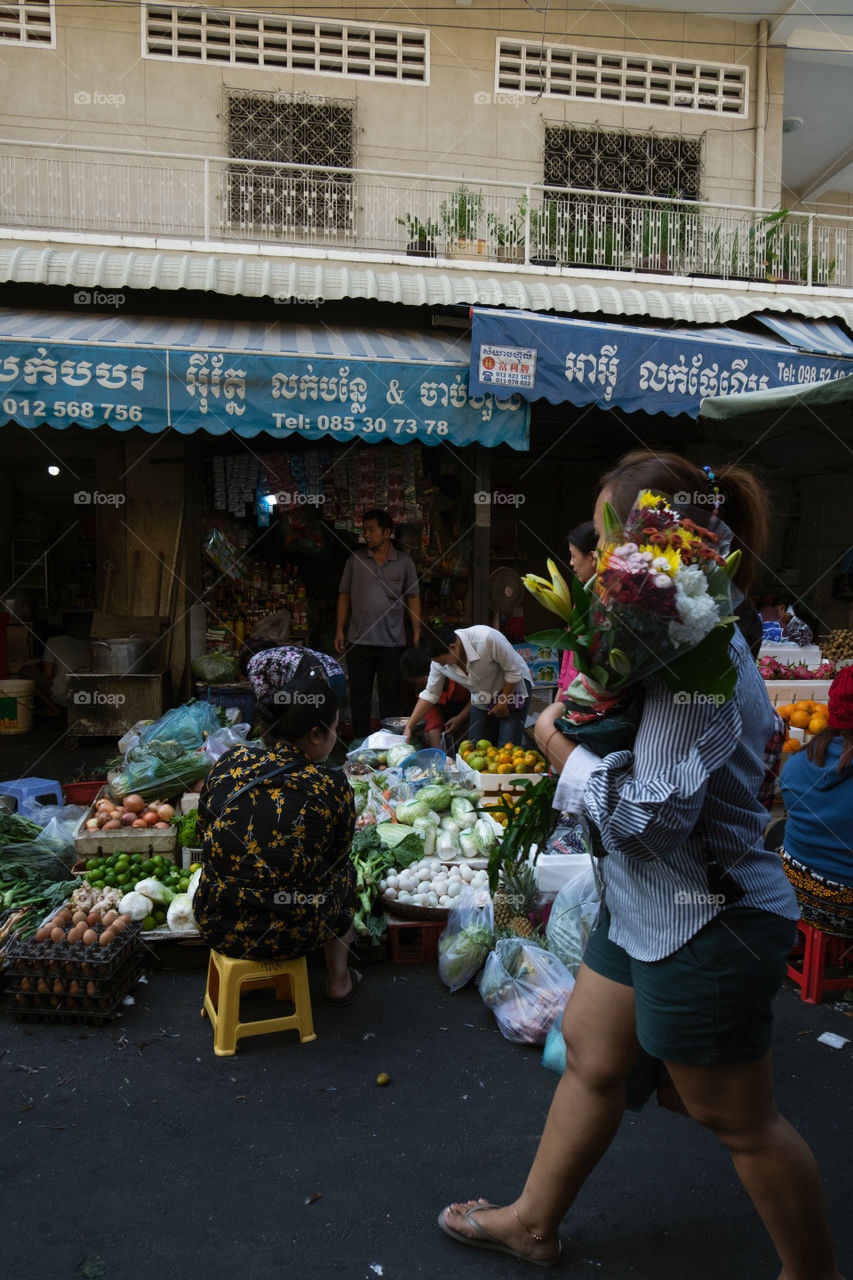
[427, 891, 439, 907]
[379, 879, 387, 893]
[439, 895, 452, 907]
[447, 881, 463, 898]
[412, 893, 428, 907]
[429, 859, 442, 875]
[397, 890, 412, 903]
[417, 880, 432, 895]
[386, 875, 399, 888]
[460, 865, 474, 882]
[384, 886, 398, 900]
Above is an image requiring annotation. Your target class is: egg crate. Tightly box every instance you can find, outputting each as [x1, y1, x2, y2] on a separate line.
[73, 787, 178, 858]
[4, 956, 145, 1022]
[3, 922, 142, 981]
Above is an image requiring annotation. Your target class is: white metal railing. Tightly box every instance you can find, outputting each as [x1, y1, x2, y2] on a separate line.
[0, 138, 850, 288]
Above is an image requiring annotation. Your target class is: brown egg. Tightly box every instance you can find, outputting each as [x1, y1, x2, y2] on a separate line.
[52, 978, 65, 994]
[36, 978, 49, 993]
[66, 926, 82, 945]
[99, 929, 116, 946]
[82, 929, 98, 945]
[86, 980, 97, 996]
[111, 916, 128, 932]
[102, 910, 117, 927]
[50, 927, 65, 943]
[72, 910, 88, 926]
[35, 926, 52, 943]
[68, 980, 80, 995]
[20, 977, 30, 991]
[86, 911, 101, 927]
[56, 909, 73, 925]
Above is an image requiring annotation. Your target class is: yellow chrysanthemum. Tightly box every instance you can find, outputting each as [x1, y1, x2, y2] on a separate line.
[639, 542, 681, 576]
[637, 490, 667, 510]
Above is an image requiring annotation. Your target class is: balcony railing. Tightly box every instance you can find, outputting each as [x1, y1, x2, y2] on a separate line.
[1, 138, 850, 289]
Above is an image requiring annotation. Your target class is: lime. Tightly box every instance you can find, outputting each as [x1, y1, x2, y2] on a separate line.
[89, 878, 105, 890]
[189, 862, 202, 873]
[178, 879, 190, 893]
[142, 859, 156, 874]
[86, 857, 102, 871]
[142, 915, 156, 930]
[116, 872, 132, 886]
[153, 908, 167, 924]
[115, 857, 129, 871]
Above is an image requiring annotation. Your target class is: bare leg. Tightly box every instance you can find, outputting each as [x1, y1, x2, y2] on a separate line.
[664, 1056, 842, 1280]
[324, 927, 360, 1001]
[441, 964, 638, 1261]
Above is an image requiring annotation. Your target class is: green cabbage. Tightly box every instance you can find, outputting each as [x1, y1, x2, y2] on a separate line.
[471, 818, 498, 853]
[416, 783, 452, 811]
[387, 743, 416, 768]
[395, 799, 431, 826]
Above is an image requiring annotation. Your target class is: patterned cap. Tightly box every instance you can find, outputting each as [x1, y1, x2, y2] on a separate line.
[247, 646, 330, 705]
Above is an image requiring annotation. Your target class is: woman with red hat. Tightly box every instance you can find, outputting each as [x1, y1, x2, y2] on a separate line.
[779, 666, 853, 932]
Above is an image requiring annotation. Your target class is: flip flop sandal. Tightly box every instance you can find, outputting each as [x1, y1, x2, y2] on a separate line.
[438, 1203, 561, 1268]
[325, 967, 363, 1007]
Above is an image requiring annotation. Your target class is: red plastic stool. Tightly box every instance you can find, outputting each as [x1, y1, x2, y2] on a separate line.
[786, 921, 853, 1004]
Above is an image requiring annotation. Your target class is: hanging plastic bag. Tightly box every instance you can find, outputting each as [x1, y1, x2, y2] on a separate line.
[192, 652, 241, 685]
[545, 859, 602, 977]
[479, 938, 576, 1045]
[117, 719, 154, 756]
[438, 884, 494, 992]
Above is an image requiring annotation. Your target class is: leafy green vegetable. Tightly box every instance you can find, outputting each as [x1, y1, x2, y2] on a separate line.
[375, 824, 425, 859]
[171, 809, 199, 849]
[416, 783, 452, 811]
[0, 811, 42, 849]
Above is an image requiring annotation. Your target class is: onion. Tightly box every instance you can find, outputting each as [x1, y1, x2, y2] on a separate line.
[143, 812, 158, 827]
[153, 821, 170, 829]
[131, 818, 147, 829]
[123, 795, 145, 814]
[120, 812, 136, 826]
[96, 813, 109, 828]
[156, 804, 175, 821]
[85, 818, 100, 831]
[103, 819, 121, 830]
[95, 799, 113, 812]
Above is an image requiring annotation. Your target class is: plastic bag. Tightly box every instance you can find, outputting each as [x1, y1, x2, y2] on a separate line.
[111, 746, 211, 801]
[192, 652, 241, 684]
[3, 811, 86, 875]
[202, 723, 262, 764]
[138, 702, 223, 751]
[438, 884, 494, 992]
[20, 800, 87, 829]
[118, 719, 154, 756]
[545, 859, 602, 977]
[541, 1019, 661, 1112]
[244, 606, 292, 649]
[480, 939, 575, 1045]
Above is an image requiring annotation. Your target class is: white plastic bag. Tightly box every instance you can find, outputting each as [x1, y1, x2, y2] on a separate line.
[438, 885, 494, 992]
[480, 939, 575, 1045]
[545, 859, 601, 977]
[202, 723, 261, 764]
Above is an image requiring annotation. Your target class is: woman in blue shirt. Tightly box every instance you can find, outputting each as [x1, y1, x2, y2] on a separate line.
[439, 451, 842, 1279]
[780, 666, 853, 932]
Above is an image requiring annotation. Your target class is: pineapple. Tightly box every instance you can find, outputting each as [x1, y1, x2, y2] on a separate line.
[507, 915, 534, 938]
[493, 862, 536, 931]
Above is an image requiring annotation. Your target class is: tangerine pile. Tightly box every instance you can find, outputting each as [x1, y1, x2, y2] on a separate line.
[776, 699, 829, 755]
[458, 739, 547, 775]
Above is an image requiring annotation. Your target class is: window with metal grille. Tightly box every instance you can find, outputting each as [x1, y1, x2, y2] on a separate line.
[225, 89, 356, 238]
[498, 39, 747, 117]
[544, 125, 702, 200]
[145, 4, 428, 83]
[0, 1, 53, 45]
[539, 126, 703, 269]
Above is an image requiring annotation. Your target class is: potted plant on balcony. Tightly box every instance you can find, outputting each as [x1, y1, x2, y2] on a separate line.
[529, 200, 559, 265]
[758, 208, 801, 283]
[397, 213, 439, 258]
[486, 196, 527, 263]
[440, 185, 486, 259]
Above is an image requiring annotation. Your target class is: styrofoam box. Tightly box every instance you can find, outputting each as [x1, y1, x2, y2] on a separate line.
[454, 754, 537, 794]
[759, 643, 822, 667]
[763, 680, 832, 706]
[536, 853, 592, 894]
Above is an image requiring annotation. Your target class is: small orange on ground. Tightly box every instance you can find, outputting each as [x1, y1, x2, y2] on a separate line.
[789, 709, 811, 729]
[807, 715, 828, 735]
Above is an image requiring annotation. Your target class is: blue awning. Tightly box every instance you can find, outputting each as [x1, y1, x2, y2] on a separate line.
[752, 313, 853, 357]
[469, 307, 853, 419]
[0, 309, 530, 450]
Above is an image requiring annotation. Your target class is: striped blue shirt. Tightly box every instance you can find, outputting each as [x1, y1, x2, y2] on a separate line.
[553, 627, 799, 961]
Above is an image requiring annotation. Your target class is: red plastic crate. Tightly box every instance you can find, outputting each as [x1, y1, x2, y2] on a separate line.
[385, 915, 446, 965]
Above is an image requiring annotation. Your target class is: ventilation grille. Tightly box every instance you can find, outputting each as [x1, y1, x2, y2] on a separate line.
[144, 4, 428, 82]
[497, 39, 747, 116]
[0, 1, 53, 45]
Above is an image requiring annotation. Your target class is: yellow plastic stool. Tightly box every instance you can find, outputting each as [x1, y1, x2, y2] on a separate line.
[201, 949, 316, 1056]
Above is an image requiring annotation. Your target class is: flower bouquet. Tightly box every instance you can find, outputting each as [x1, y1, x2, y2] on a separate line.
[524, 491, 742, 756]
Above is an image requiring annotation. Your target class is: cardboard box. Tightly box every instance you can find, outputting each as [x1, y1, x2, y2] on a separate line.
[514, 642, 561, 664]
[529, 659, 560, 685]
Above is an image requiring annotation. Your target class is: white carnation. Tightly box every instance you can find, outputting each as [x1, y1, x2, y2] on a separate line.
[668, 568, 718, 649]
[674, 563, 707, 598]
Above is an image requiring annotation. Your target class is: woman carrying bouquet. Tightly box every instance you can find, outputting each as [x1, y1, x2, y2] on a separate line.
[439, 451, 843, 1278]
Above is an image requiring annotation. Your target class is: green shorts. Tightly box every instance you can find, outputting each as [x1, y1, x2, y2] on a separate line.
[583, 905, 796, 1066]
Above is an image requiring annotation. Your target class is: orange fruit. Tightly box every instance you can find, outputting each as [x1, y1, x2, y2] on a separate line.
[793, 700, 816, 713]
[814, 703, 829, 717]
[776, 704, 794, 722]
[782, 738, 802, 754]
[497, 763, 513, 774]
[807, 714, 828, 734]
[789, 709, 811, 729]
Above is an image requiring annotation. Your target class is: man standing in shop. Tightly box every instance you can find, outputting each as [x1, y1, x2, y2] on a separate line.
[335, 509, 421, 741]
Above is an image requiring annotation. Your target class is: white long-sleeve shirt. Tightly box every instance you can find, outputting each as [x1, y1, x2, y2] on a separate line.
[422, 626, 531, 710]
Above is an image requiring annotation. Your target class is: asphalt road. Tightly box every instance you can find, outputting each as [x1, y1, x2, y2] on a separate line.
[2, 955, 851, 1280]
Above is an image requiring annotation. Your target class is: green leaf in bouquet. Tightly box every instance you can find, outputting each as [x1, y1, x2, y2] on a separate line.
[524, 628, 573, 651]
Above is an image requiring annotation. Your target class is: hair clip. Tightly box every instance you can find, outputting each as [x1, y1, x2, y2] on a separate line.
[702, 464, 722, 512]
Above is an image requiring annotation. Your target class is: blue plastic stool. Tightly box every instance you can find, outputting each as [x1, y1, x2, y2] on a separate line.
[0, 777, 64, 813]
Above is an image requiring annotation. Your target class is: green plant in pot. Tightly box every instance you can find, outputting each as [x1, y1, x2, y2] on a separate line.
[397, 213, 439, 257]
[756, 208, 801, 283]
[487, 196, 527, 262]
[440, 185, 485, 257]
